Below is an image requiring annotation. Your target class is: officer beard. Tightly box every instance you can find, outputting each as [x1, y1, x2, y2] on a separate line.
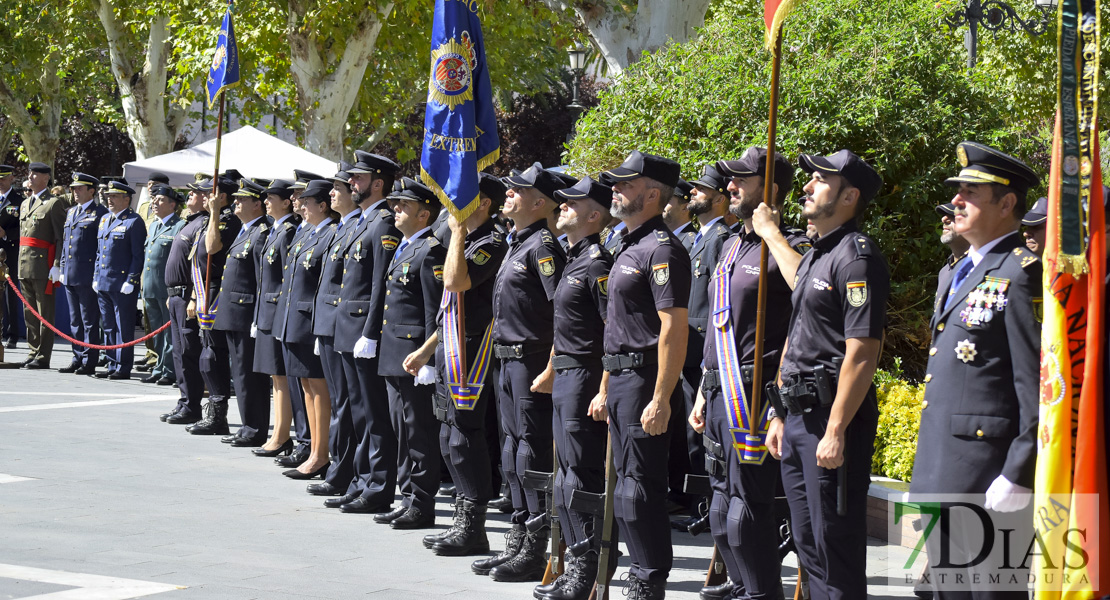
[940, 229, 959, 245]
[730, 189, 763, 221]
[801, 195, 837, 221]
[611, 192, 644, 219]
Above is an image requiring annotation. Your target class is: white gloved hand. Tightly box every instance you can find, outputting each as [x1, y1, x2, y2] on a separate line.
[314, 338, 321, 356]
[92, 281, 100, 292]
[250, 323, 258, 339]
[59, 273, 67, 285]
[353, 336, 378, 359]
[48, 266, 60, 282]
[415, 365, 436, 385]
[120, 282, 134, 294]
[984, 475, 1032, 512]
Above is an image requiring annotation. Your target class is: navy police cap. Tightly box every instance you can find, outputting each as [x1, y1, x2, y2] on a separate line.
[104, 180, 136, 195]
[479, 172, 508, 205]
[1021, 197, 1048, 226]
[300, 179, 333, 202]
[945, 142, 1039, 195]
[349, 151, 400, 176]
[600, 151, 681, 189]
[673, 179, 694, 203]
[291, 170, 325, 189]
[554, 176, 613, 211]
[692, 164, 729, 195]
[799, 149, 883, 203]
[233, 179, 266, 199]
[935, 202, 956, 218]
[503, 163, 569, 201]
[70, 172, 100, 188]
[263, 179, 295, 200]
[717, 147, 795, 196]
[0, 164, 14, 177]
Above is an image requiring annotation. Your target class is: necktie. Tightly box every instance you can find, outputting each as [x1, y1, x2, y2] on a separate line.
[945, 258, 974, 309]
[396, 239, 409, 256]
[235, 226, 247, 241]
[693, 228, 703, 246]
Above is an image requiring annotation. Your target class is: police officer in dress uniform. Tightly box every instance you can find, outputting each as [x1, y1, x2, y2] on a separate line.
[1020, 196, 1048, 258]
[92, 181, 147, 379]
[0, 164, 23, 347]
[910, 143, 1041, 600]
[162, 181, 212, 424]
[186, 176, 242, 435]
[57, 173, 108, 374]
[483, 163, 567, 583]
[590, 151, 691, 600]
[532, 176, 615, 600]
[18, 162, 67, 369]
[663, 179, 697, 254]
[690, 147, 809, 600]
[140, 185, 185, 385]
[759, 150, 888, 600]
[214, 180, 273, 446]
[373, 181, 446, 529]
[936, 202, 970, 298]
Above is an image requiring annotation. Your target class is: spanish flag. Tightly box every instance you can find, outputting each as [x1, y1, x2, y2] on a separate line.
[764, 0, 802, 50]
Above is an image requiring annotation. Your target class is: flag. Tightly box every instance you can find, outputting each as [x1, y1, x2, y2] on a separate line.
[206, 5, 240, 109]
[1033, 1, 1106, 594]
[420, 0, 500, 222]
[764, 0, 802, 50]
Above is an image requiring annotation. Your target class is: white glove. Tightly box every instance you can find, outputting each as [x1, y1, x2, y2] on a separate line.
[415, 365, 435, 385]
[120, 282, 134, 294]
[984, 475, 1032, 512]
[59, 273, 67, 285]
[314, 338, 321, 356]
[48, 266, 60, 282]
[353, 336, 378, 359]
[250, 323, 258, 338]
[92, 281, 100, 292]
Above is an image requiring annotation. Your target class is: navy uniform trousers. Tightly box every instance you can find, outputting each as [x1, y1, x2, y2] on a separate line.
[168, 295, 204, 416]
[606, 363, 677, 583]
[780, 393, 876, 600]
[499, 351, 554, 520]
[65, 284, 100, 368]
[319, 336, 355, 490]
[436, 337, 496, 503]
[552, 363, 607, 547]
[199, 328, 232, 405]
[385, 374, 439, 513]
[226, 329, 271, 440]
[97, 288, 139, 375]
[340, 353, 397, 502]
[706, 381, 783, 600]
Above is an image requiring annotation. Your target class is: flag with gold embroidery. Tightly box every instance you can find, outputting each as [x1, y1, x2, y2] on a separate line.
[764, 0, 802, 50]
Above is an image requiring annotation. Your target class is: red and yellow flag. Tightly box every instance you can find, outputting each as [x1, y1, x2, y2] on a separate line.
[764, 0, 802, 50]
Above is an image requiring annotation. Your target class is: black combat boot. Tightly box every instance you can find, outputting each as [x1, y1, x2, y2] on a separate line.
[472, 523, 526, 575]
[431, 499, 489, 556]
[543, 544, 597, 600]
[533, 551, 572, 599]
[423, 496, 462, 549]
[489, 525, 549, 582]
[184, 401, 215, 433]
[188, 400, 230, 435]
[626, 574, 666, 600]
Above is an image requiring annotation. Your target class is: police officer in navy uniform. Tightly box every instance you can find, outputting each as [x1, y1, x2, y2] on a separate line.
[57, 173, 108, 374]
[910, 143, 1041, 600]
[187, 176, 242, 435]
[935, 202, 970, 300]
[214, 179, 273, 446]
[162, 181, 212, 424]
[663, 179, 697, 253]
[140, 185, 185, 385]
[759, 150, 888, 600]
[374, 181, 446, 529]
[689, 147, 809, 600]
[92, 181, 147, 379]
[532, 176, 614, 600]
[0, 164, 22, 347]
[589, 151, 691, 599]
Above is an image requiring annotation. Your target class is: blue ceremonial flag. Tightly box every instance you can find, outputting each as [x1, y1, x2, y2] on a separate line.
[206, 6, 240, 109]
[420, 0, 500, 221]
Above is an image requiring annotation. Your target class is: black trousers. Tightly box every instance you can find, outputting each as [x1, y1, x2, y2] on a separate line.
[198, 327, 231, 402]
[385, 375, 440, 513]
[168, 295, 204, 415]
[552, 364, 607, 548]
[607, 365, 675, 584]
[64, 284, 100, 368]
[436, 340, 495, 504]
[340, 352, 397, 503]
[226, 329, 271, 440]
[780, 392, 877, 600]
[706, 385, 783, 599]
[320, 336, 355, 489]
[498, 352, 554, 521]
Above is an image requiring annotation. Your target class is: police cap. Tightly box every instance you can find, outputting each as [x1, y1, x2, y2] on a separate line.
[554, 176, 613, 211]
[221, 169, 243, 183]
[717, 147, 794, 196]
[479, 172, 507, 205]
[70, 172, 100, 188]
[150, 184, 181, 202]
[329, 161, 354, 184]
[300, 179, 333, 202]
[692, 164, 728, 195]
[945, 142, 1039, 196]
[104, 180, 136, 195]
[935, 202, 956, 218]
[673, 179, 694, 203]
[349, 151, 401, 176]
[188, 178, 213, 192]
[799, 149, 883, 203]
[233, 179, 266, 200]
[0, 164, 14, 177]
[600, 151, 681, 189]
[263, 179, 295, 200]
[147, 171, 170, 184]
[503, 162, 567, 201]
[395, 180, 438, 206]
[1021, 197, 1048, 226]
[291, 170, 325, 190]
[251, 177, 273, 188]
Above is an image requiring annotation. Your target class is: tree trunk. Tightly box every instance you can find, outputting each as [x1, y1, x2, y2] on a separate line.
[286, 1, 394, 158]
[0, 63, 63, 169]
[543, 0, 711, 75]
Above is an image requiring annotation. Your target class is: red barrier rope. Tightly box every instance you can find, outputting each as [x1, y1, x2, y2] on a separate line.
[4, 274, 171, 350]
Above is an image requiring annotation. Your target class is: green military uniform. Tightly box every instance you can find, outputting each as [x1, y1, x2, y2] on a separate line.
[18, 163, 68, 367]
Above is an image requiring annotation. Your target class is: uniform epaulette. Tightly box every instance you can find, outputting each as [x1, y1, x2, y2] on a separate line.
[283, 221, 295, 231]
[1011, 246, 1040, 269]
[379, 208, 391, 218]
[654, 230, 671, 245]
[539, 228, 560, 249]
[852, 235, 873, 257]
[492, 232, 504, 244]
[428, 237, 439, 247]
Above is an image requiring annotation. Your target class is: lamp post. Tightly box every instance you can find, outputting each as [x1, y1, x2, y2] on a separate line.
[566, 45, 588, 142]
[944, 0, 1057, 68]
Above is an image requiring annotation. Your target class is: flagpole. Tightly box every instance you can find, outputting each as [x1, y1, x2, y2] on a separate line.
[203, 93, 227, 315]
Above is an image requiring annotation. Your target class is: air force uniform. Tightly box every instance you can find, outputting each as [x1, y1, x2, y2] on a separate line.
[59, 174, 109, 371]
[93, 184, 147, 377]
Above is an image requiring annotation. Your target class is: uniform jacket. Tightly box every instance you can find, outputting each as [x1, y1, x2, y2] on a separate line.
[141, 213, 185, 299]
[338, 201, 401, 352]
[0, 188, 22, 262]
[686, 216, 733, 368]
[377, 229, 446, 376]
[93, 207, 147, 292]
[254, 215, 302, 332]
[674, 222, 697, 254]
[18, 190, 67, 279]
[313, 211, 367, 338]
[911, 233, 1041, 494]
[214, 216, 272, 332]
[58, 201, 109, 286]
[274, 220, 336, 344]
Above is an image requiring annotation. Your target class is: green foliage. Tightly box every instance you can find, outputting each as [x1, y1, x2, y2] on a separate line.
[872, 360, 924, 482]
[564, 0, 1068, 377]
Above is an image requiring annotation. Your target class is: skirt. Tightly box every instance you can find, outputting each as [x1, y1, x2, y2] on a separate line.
[253, 330, 286, 376]
[283, 340, 324, 379]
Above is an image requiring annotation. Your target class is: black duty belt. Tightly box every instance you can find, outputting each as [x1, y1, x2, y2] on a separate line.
[601, 350, 658, 372]
[167, 286, 190, 298]
[493, 343, 547, 360]
[776, 364, 838, 416]
[550, 354, 600, 372]
[701, 365, 754, 394]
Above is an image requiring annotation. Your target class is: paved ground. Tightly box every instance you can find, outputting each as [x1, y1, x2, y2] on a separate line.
[0, 341, 917, 599]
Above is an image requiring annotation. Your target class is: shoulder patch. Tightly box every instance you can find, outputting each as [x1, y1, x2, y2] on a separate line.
[794, 241, 813, 255]
[473, 249, 491, 265]
[652, 263, 670, 285]
[853, 236, 872, 257]
[381, 235, 400, 251]
[596, 275, 609, 296]
[433, 264, 444, 281]
[538, 255, 555, 276]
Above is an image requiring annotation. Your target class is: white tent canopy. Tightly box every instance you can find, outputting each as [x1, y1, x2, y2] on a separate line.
[122, 125, 336, 188]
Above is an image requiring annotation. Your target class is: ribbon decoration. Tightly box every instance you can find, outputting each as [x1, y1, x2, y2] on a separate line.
[440, 290, 493, 410]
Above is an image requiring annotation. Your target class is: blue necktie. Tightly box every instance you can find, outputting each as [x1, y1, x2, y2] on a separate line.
[945, 258, 974, 309]
[395, 239, 409, 256]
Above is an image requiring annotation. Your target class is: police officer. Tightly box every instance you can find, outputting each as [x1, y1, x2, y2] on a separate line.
[374, 181, 446, 529]
[690, 147, 808, 600]
[139, 184, 184, 385]
[0, 164, 22, 347]
[1020, 196, 1048, 258]
[589, 151, 690, 599]
[214, 179, 273, 446]
[18, 162, 67, 369]
[910, 143, 1041, 600]
[532, 176, 614, 600]
[662, 179, 697, 253]
[186, 176, 241, 435]
[92, 181, 147, 379]
[57, 173, 108, 374]
[760, 150, 888, 600]
[935, 202, 970, 297]
[162, 181, 211, 424]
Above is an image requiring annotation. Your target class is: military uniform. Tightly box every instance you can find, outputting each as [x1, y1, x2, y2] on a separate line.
[141, 201, 185, 383]
[18, 164, 67, 367]
[253, 208, 301, 376]
[164, 208, 209, 422]
[0, 169, 22, 345]
[93, 186, 147, 378]
[58, 175, 109, 373]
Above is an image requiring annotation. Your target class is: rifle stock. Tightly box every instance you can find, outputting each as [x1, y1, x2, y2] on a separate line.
[588, 435, 618, 600]
[542, 441, 565, 584]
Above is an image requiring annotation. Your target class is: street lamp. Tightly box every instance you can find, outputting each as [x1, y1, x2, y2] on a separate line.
[566, 45, 589, 142]
[944, 0, 1057, 68]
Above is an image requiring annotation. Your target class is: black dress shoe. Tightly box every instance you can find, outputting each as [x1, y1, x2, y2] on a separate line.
[252, 440, 293, 457]
[373, 505, 409, 524]
[21, 359, 49, 370]
[135, 363, 153, 373]
[276, 449, 309, 468]
[156, 377, 175, 385]
[20, 357, 34, 366]
[391, 507, 434, 530]
[97, 356, 109, 367]
[107, 372, 130, 380]
[94, 370, 114, 379]
[307, 482, 344, 496]
[699, 581, 734, 600]
[165, 409, 201, 425]
[160, 407, 181, 422]
[230, 435, 265, 448]
[339, 497, 391, 514]
[283, 464, 328, 480]
[58, 362, 81, 374]
[74, 366, 97, 375]
[438, 483, 457, 497]
[488, 495, 514, 513]
[324, 493, 358, 509]
[5, 339, 15, 349]
[670, 515, 700, 532]
[220, 433, 241, 444]
[140, 374, 161, 383]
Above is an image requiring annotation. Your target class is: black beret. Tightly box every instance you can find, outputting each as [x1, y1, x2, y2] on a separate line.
[28, 162, 51, 175]
[600, 151, 681, 189]
[799, 149, 883, 203]
[150, 184, 180, 202]
[147, 171, 170, 184]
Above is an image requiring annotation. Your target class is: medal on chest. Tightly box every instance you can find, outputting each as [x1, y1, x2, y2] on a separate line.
[959, 276, 1009, 327]
[353, 240, 363, 262]
[400, 262, 411, 284]
[302, 248, 314, 270]
[266, 246, 276, 265]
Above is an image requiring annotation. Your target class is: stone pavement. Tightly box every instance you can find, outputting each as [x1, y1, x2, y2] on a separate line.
[0, 341, 918, 599]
